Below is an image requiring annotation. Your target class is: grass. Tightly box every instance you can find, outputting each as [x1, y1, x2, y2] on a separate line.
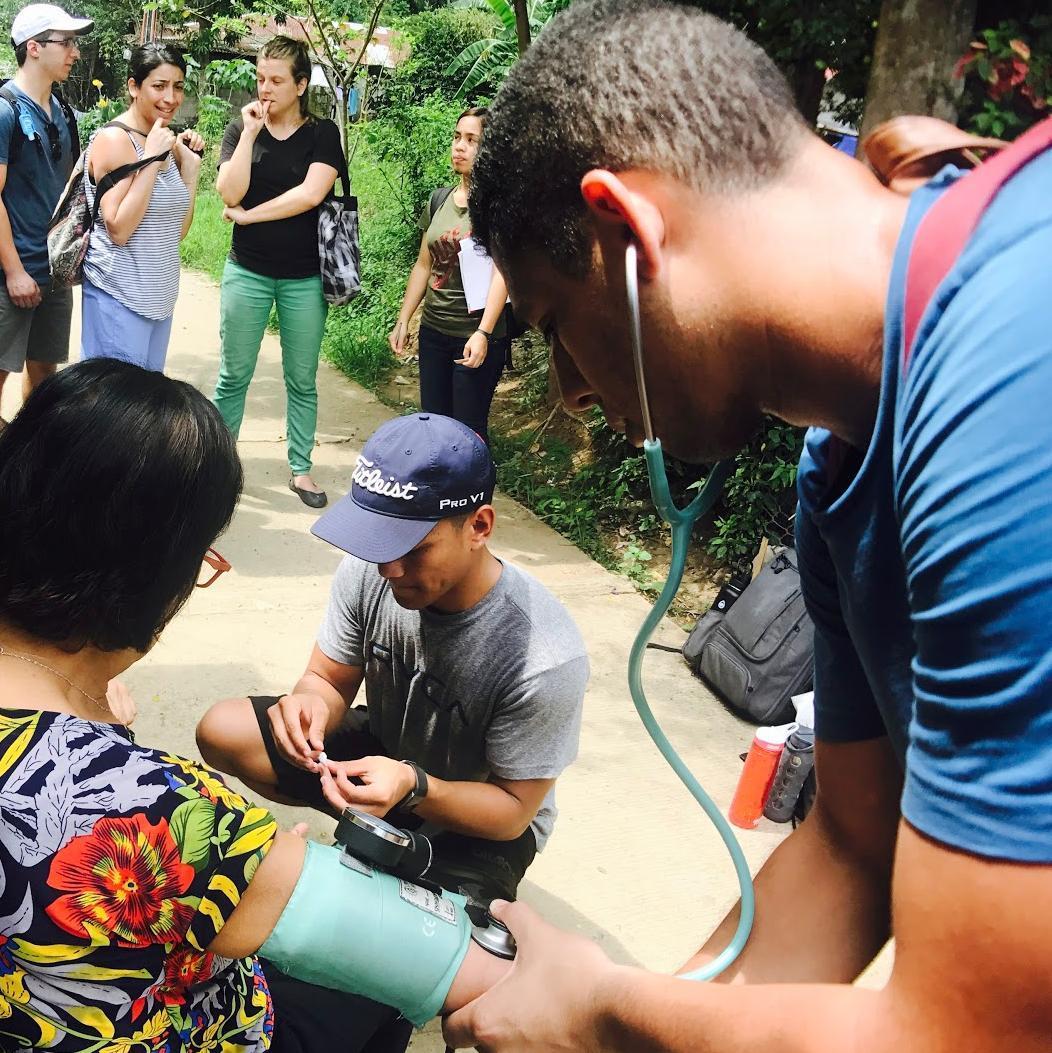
[180, 187, 230, 284]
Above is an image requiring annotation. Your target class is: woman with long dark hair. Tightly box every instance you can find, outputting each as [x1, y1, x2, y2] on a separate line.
[81, 43, 204, 371]
[389, 107, 510, 446]
[214, 35, 342, 509]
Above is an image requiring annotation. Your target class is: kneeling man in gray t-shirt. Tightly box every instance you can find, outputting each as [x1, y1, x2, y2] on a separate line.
[198, 412, 589, 907]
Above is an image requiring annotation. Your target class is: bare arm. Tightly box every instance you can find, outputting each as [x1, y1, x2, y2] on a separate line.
[263, 644, 365, 771]
[457, 264, 509, 368]
[207, 829, 509, 1013]
[322, 756, 554, 840]
[215, 102, 267, 207]
[91, 122, 172, 247]
[445, 821, 1052, 1051]
[226, 162, 337, 225]
[389, 230, 431, 355]
[0, 163, 40, 307]
[680, 736, 901, 983]
[173, 132, 204, 240]
[478, 265, 508, 335]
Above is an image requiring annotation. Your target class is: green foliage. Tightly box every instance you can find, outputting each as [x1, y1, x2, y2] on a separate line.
[707, 419, 804, 570]
[180, 188, 231, 283]
[444, 0, 562, 99]
[196, 95, 234, 141]
[363, 92, 463, 222]
[203, 57, 257, 95]
[390, 6, 501, 105]
[77, 95, 124, 140]
[956, 16, 1052, 139]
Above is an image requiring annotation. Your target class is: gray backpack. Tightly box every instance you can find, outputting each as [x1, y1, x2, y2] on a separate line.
[683, 547, 813, 725]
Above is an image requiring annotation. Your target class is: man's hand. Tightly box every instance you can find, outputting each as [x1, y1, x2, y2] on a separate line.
[442, 900, 620, 1052]
[319, 754, 415, 817]
[6, 268, 40, 308]
[267, 692, 330, 772]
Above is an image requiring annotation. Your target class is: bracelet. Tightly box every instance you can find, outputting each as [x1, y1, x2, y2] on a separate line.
[476, 328, 492, 341]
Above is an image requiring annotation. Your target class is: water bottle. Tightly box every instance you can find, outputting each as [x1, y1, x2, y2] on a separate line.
[728, 724, 795, 829]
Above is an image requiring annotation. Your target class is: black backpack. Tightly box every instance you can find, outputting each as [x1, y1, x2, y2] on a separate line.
[683, 547, 814, 725]
[0, 82, 79, 166]
[427, 186, 528, 340]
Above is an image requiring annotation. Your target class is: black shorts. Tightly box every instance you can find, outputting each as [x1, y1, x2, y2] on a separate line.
[251, 696, 537, 903]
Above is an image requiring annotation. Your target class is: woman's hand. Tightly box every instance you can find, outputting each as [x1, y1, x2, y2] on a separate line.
[456, 331, 489, 369]
[389, 320, 411, 357]
[241, 99, 271, 138]
[222, 205, 252, 225]
[174, 130, 204, 179]
[143, 118, 176, 160]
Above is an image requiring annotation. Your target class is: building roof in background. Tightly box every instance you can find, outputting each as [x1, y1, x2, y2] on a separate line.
[154, 15, 409, 69]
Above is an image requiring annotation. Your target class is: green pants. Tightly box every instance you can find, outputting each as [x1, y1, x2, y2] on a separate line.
[215, 260, 328, 476]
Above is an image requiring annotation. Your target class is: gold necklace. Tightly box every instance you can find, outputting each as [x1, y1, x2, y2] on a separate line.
[0, 644, 121, 725]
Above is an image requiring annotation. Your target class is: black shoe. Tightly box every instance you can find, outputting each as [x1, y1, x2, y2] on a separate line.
[288, 478, 328, 508]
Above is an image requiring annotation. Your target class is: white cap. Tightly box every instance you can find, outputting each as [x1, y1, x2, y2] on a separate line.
[11, 4, 93, 47]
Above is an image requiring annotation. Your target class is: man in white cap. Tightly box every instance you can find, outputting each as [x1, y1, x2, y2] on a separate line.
[0, 4, 91, 419]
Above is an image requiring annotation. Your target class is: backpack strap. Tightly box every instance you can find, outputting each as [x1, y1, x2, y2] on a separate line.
[428, 185, 455, 224]
[903, 115, 1052, 370]
[0, 85, 26, 164]
[51, 87, 79, 155]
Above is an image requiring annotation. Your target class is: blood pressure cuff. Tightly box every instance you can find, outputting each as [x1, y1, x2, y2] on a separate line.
[259, 840, 471, 1026]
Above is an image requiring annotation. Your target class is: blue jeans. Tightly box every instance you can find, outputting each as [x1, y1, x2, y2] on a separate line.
[80, 280, 173, 373]
[417, 324, 508, 446]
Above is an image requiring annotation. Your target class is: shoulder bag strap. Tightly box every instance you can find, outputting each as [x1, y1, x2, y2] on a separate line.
[902, 114, 1052, 370]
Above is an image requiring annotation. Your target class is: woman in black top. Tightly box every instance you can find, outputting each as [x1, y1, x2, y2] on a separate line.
[214, 35, 341, 508]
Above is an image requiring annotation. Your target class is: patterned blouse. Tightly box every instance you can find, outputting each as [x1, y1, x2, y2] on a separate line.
[0, 709, 278, 1052]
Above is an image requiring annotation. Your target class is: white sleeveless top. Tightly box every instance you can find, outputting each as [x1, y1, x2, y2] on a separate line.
[82, 127, 189, 321]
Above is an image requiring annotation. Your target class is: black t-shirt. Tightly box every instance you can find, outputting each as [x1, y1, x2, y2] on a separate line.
[219, 117, 343, 279]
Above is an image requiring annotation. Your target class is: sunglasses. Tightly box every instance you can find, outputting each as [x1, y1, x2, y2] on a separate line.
[196, 547, 232, 589]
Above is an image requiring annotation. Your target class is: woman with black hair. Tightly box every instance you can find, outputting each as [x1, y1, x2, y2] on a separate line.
[214, 35, 343, 510]
[389, 107, 510, 446]
[0, 360, 505, 1053]
[81, 43, 204, 372]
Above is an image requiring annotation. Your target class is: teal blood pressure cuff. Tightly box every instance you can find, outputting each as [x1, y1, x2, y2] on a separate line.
[260, 840, 471, 1026]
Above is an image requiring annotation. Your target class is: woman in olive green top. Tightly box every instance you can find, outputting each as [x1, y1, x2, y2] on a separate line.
[388, 107, 509, 445]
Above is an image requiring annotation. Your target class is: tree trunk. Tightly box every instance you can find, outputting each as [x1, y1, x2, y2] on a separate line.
[859, 0, 978, 142]
[513, 0, 531, 55]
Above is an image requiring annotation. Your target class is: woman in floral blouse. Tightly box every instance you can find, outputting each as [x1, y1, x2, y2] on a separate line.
[0, 361, 502, 1053]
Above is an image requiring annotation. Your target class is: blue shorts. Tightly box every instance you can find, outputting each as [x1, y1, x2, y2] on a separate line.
[81, 280, 173, 373]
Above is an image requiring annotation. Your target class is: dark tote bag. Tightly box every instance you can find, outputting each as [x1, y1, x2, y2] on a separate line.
[317, 133, 361, 307]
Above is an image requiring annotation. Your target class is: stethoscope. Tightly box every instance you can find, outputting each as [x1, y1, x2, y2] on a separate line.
[624, 242, 755, 980]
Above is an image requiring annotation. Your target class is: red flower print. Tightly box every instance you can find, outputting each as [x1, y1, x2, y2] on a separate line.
[46, 814, 196, 947]
[157, 947, 216, 1006]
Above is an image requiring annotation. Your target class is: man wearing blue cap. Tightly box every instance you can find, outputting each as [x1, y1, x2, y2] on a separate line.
[198, 412, 589, 909]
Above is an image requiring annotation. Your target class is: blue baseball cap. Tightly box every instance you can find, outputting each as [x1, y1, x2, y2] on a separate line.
[311, 413, 496, 563]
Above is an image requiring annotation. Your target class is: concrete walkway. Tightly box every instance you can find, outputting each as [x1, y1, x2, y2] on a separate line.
[4, 272, 801, 1047]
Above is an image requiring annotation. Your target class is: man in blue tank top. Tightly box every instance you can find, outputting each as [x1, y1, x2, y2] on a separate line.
[435, 2, 1052, 1051]
[0, 4, 89, 417]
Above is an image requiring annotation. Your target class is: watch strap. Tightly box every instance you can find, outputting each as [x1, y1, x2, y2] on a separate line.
[396, 759, 428, 811]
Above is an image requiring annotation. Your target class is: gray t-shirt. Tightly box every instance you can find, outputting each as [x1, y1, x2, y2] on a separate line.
[317, 556, 588, 848]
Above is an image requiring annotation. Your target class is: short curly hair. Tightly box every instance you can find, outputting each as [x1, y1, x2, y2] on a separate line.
[470, 0, 809, 275]
[0, 360, 243, 653]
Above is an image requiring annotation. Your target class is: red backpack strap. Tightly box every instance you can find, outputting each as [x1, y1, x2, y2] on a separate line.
[902, 115, 1052, 371]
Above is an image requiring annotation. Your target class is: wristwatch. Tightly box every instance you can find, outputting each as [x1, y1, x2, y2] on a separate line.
[397, 760, 428, 812]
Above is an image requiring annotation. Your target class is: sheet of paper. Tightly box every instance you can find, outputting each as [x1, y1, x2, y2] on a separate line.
[458, 236, 494, 313]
